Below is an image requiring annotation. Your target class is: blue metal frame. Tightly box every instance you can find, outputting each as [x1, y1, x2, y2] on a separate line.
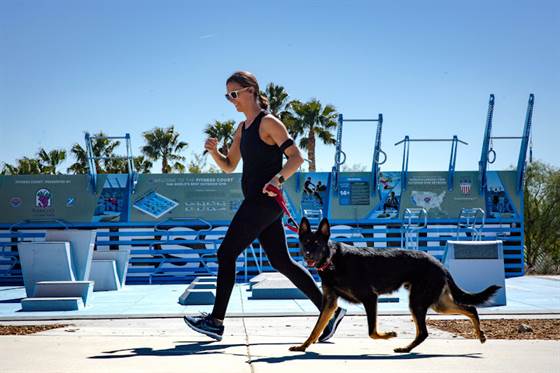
[85, 133, 97, 192]
[448, 136, 460, 190]
[479, 94, 495, 194]
[477, 94, 535, 195]
[331, 114, 345, 192]
[516, 94, 535, 193]
[371, 114, 386, 197]
[395, 136, 468, 191]
[85, 132, 138, 194]
[400, 136, 410, 191]
[331, 113, 385, 196]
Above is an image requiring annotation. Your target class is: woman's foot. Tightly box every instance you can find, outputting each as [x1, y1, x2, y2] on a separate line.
[319, 307, 347, 342]
[183, 313, 224, 341]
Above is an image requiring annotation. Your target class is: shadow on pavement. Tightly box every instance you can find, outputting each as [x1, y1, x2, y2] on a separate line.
[89, 341, 295, 359]
[249, 351, 483, 364]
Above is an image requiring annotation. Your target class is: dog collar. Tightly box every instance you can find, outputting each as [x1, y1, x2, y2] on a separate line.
[316, 258, 334, 272]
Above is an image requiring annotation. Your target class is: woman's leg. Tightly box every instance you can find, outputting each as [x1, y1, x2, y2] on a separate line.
[210, 199, 278, 320]
[258, 218, 323, 310]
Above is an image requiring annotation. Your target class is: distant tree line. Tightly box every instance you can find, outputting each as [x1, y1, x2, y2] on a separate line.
[524, 161, 560, 274]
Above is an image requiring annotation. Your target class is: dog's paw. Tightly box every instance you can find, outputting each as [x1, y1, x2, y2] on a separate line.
[371, 331, 398, 339]
[479, 333, 487, 344]
[289, 345, 307, 352]
[394, 347, 411, 353]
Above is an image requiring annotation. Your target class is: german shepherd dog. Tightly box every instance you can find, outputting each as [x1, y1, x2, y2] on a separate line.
[290, 217, 500, 353]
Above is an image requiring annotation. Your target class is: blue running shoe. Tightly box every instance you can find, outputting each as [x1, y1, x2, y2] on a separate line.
[183, 313, 224, 341]
[319, 307, 346, 342]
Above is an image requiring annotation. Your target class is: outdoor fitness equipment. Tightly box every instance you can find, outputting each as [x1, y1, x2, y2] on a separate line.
[394, 136, 468, 192]
[478, 94, 535, 194]
[331, 113, 385, 197]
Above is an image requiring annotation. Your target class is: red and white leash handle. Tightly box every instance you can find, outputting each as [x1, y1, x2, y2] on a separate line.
[264, 184, 299, 233]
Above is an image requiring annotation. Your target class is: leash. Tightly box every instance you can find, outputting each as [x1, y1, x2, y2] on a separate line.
[265, 184, 335, 271]
[264, 184, 299, 233]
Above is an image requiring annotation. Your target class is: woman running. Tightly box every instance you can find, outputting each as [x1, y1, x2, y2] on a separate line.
[184, 71, 345, 341]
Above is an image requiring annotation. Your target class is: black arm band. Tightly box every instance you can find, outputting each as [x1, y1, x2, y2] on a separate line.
[279, 139, 294, 156]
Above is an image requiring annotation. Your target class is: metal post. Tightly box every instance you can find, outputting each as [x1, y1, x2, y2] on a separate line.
[479, 94, 495, 194]
[371, 113, 385, 197]
[331, 113, 345, 192]
[448, 135, 459, 191]
[516, 94, 535, 193]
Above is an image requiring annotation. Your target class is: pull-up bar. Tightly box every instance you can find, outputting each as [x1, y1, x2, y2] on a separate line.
[395, 135, 469, 191]
[394, 138, 469, 145]
[331, 113, 385, 196]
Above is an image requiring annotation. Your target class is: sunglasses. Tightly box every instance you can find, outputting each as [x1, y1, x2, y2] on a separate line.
[225, 87, 250, 101]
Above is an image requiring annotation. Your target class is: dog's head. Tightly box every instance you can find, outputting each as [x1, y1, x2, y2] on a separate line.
[298, 217, 333, 268]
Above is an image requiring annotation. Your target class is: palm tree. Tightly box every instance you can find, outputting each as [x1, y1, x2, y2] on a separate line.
[103, 155, 153, 174]
[2, 157, 43, 175]
[203, 120, 236, 156]
[134, 155, 153, 173]
[67, 132, 120, 174]
[263, 83, 298, 139]
[67, 144, 88, 174]
[38, 148, 67, 175]
[2, 162, 18, 175]
[104, 157, 128, 174]
[265, 83, 290, 118]
[141, 126, 188, 173]
[188, 152, 219, 174]
[290, 99, 338, 172]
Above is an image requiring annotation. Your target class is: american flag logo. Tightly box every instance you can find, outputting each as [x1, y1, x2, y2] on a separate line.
[460, 180, 472, 195]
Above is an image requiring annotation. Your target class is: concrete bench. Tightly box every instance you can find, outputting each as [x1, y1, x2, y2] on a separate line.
[33, 280, 94, 305]
[21, 297, 84, 311]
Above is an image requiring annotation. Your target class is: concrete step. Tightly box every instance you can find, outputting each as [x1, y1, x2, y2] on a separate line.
[179, 283, 216, 306]
[90, 260, 120, 291]
[33, 281, 94, 305]
[190, 276, 217, 290]
[21, 297, 84, 311]
[250, 279, 307, 299]
[193, 276, 217, 283]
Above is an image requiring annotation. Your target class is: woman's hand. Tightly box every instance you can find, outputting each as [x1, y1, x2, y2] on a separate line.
[204, 138, 219, 154]
[262, 176, 281, 197]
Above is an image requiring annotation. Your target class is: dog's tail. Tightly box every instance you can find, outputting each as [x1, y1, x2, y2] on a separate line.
[445, 271, 501, 305]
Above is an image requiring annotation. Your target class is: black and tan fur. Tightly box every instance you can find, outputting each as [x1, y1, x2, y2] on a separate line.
[289, 217, 500, 353]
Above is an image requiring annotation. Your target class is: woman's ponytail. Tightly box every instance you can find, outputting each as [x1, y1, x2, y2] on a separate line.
[258, 93, 269, 110]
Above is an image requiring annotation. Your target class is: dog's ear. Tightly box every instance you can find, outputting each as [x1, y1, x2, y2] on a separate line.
[299, 217, 311, 236]
[318, 218, 330, 238]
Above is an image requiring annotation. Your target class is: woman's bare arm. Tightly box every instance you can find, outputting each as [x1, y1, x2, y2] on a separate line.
[206, 124, 243, 173]
[260, 116, 304, 194]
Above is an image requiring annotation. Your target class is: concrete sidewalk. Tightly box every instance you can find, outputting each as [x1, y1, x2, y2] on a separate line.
[1, 316, 558, 372]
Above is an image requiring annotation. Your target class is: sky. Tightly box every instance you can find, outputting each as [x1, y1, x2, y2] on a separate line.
[1, 0, 558, 175]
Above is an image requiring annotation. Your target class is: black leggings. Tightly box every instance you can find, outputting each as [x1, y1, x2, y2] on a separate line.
[210, 195, 323, 320]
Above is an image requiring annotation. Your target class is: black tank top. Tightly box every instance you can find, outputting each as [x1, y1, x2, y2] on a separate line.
[240, 111, 283, 199]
